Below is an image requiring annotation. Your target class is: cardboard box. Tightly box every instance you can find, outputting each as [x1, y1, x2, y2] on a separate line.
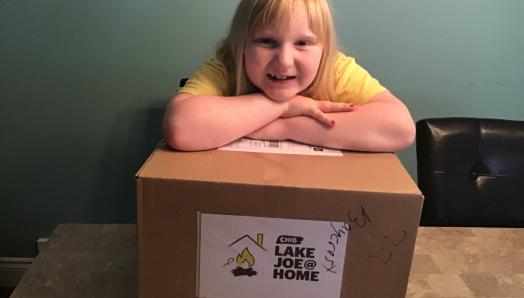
[136, 143, 423, 298]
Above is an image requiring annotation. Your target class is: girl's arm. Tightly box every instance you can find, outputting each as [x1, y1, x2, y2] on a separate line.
[162, 92, 353, 151]
[162, 92, 286, 151]
[248, 91, 416, 152]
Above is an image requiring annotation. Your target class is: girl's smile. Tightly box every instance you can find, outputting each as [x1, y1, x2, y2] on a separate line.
[244, 2, 323, 102]
[267, 73, 296, 81]
[266, 73, 297, 86]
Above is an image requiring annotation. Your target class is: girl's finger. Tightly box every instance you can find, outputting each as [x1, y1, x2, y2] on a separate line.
[310, 109, 334, 127]
[319, 102, 355, 113]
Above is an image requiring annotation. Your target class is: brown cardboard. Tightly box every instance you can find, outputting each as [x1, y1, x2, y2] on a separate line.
[136, 143, 423, 298]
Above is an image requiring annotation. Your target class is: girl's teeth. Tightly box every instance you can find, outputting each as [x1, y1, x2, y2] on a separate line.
[268, 74, 294, 80]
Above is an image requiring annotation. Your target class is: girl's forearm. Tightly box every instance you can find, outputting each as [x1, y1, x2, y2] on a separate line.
[279, 93, 415, 152]
[163, 93, 287, 151]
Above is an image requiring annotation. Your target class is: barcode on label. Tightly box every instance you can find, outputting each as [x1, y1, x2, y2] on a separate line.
[268, 141, 280, 148]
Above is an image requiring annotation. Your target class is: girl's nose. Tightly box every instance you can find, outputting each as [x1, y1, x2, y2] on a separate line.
[275, 45, 293, 69]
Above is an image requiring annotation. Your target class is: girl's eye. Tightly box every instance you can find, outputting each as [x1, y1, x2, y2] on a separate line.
[255, 38, 278, 47]
[296, 40, 312, 47]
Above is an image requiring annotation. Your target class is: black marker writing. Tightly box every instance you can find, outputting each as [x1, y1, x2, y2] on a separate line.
[321, 205, 372, 273]
[322, 221, 350, 273]
[347, 205, 372, 228]
[368, 230, 408, 263]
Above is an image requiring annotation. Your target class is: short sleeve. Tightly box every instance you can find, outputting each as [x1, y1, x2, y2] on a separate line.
[334, 52, 387, 104]
[177, 58, 232, 96]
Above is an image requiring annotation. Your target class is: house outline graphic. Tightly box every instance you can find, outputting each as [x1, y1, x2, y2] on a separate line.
[228, 234, 267, 252]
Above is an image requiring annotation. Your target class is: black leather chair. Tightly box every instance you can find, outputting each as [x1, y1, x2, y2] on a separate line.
[416, 117, 524, 227]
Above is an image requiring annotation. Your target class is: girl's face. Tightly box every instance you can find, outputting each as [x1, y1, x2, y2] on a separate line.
[244, 3, 323, 102]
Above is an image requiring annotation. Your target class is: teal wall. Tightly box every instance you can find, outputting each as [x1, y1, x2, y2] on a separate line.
[1, 0, 523, 257]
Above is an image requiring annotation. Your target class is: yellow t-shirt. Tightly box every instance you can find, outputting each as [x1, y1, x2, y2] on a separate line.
[178, 52, 386, 104]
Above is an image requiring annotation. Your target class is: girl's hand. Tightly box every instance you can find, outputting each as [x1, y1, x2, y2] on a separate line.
[282, 95, 355, 126]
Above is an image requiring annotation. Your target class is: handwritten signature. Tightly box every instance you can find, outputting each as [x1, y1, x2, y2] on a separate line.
[322, 221, 350, 273]
[322, 205, 372, 273]
[322, 204, 410, 273]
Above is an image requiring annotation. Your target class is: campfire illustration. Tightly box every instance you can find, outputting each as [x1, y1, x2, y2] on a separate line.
[231, 247, 257, 277]
[228, 233, 265, 277]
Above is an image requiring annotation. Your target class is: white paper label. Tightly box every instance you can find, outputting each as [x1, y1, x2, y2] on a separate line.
[218, 138, 343, 156]
[198, 213, 349, 298]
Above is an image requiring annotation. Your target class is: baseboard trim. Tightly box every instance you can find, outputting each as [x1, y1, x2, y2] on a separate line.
[0, 257, 34, 287]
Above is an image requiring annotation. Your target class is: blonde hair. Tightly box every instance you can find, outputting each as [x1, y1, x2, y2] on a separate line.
[216, 0, 338, 101]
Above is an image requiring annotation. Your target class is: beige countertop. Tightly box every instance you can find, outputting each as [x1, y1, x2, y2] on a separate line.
[11, 224, 524, 298]
[407, 227, 524, 297]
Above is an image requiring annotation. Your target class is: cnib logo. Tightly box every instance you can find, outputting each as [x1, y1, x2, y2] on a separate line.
[276, 235, 303, 245]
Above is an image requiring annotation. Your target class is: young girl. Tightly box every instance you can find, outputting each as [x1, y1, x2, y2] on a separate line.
[163, 0, 415, 152]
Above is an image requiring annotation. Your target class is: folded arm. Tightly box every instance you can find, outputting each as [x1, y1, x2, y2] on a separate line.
[162, 92, 288, 151]
[248, 91, 416, 152]
[163, 90, 355, 151]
